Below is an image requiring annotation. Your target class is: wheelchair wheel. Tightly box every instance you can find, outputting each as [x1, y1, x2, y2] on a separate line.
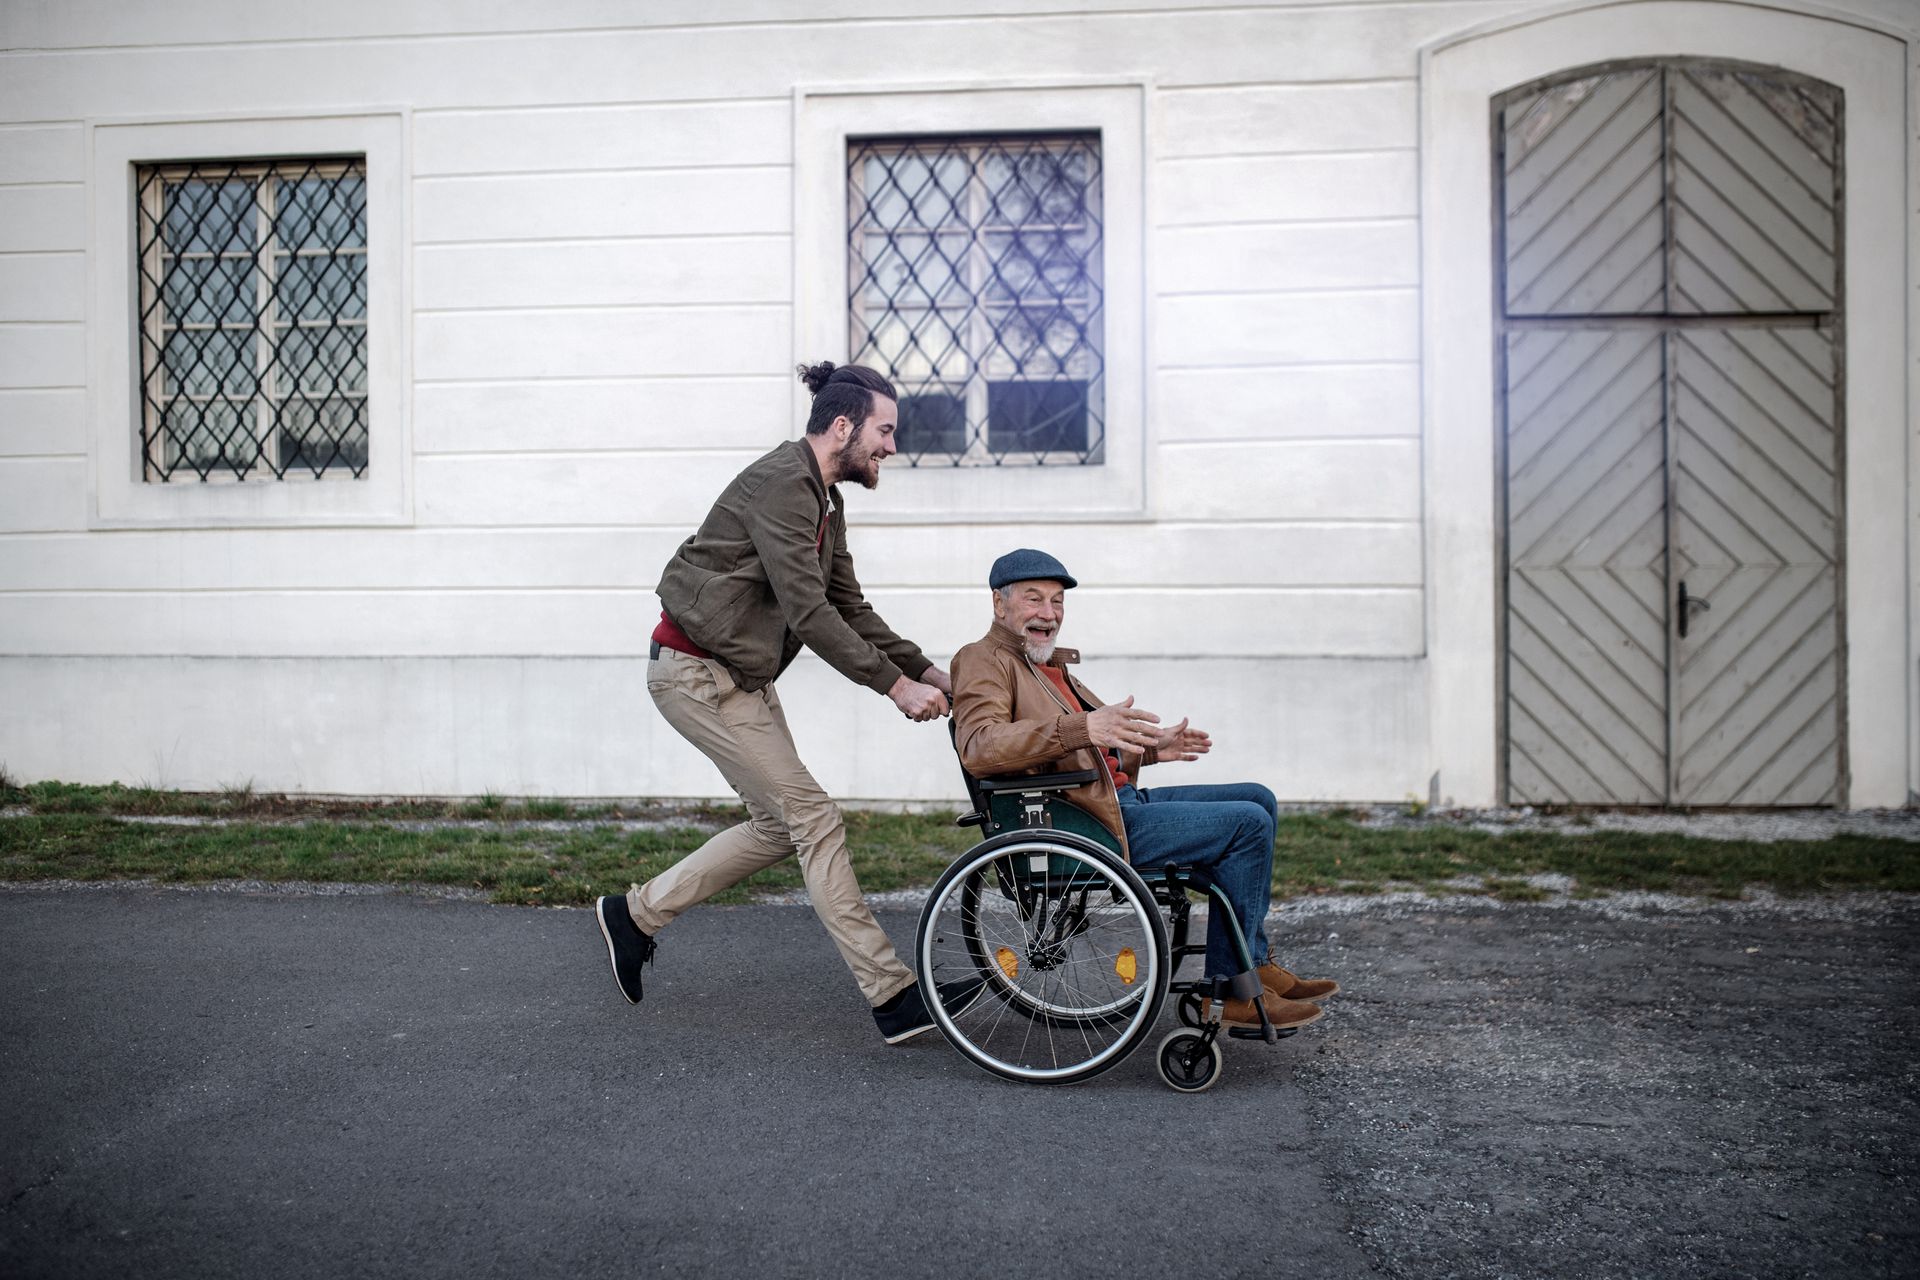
[1155, 1030, 1224, 1094]
[1176, 991, 1206, 1029]
[917, 832, 1169, 1086]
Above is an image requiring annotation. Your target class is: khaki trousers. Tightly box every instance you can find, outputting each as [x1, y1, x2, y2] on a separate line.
[631, 647, 916, 1007]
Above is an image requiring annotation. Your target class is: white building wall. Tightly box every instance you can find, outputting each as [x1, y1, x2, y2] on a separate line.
[0, 0, 1911, 804]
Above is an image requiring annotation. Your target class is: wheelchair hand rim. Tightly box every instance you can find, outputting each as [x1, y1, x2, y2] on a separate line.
[916, 834, 1169, 1085]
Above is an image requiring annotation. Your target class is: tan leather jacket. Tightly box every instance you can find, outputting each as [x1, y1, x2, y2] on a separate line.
[950, 623, 1157, 859]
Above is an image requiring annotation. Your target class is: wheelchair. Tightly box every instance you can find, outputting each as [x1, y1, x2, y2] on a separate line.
[915, 742, 1292, 1092]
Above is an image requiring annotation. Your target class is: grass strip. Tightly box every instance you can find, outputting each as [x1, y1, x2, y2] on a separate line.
[0, 810, 979, 907]
[1, 799, 1914, 906]
[1264, 812, 1920, 900]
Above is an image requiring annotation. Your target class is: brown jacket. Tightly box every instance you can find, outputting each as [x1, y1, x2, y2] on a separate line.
[951, 623, 1157, 858]
[657, 439, 930, 694]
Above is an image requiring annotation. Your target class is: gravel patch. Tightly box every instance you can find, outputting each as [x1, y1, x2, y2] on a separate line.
[1278, 893, 1920, 1279]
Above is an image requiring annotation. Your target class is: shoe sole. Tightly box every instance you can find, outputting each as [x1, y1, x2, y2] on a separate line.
[595, 897, 642, 1005]
[880, 1023, 935, 1046]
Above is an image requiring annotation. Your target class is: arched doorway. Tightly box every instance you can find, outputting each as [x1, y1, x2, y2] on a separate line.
[1496, 60, 1845, 805]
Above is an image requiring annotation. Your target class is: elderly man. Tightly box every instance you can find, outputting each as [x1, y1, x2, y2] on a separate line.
[950, 549, 1338, 1032]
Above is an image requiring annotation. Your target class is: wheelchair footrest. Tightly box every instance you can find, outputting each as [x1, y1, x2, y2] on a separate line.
[1227, 1025, 1297, 1042]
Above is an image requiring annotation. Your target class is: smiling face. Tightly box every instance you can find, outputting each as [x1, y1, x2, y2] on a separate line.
[831, 395, 899, 490]
[992, 579, 1067, 663]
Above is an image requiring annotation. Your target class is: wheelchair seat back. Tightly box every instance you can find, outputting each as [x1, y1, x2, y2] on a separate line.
[948, 722, 1125, 883]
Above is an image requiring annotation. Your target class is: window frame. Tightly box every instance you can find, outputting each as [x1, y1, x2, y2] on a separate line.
[848, 131, 1108, 468]
[795, 81, 1148, 521]
[88, 111, 410, 528]
[137, 157, 371, 484]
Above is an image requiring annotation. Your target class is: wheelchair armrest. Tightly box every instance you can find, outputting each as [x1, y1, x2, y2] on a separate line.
[975, 769, 1099, 794]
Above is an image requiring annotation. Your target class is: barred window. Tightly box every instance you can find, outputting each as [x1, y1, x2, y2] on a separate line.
[849, 134, 1105, 467]
[135, 159, 369, 482]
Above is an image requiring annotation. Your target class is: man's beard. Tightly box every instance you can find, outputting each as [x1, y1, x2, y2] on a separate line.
[1024, 636, 1056, 664]
[834, 434, 880, 490]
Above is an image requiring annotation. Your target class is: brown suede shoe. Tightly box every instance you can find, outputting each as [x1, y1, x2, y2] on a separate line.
[1258, 962, 1340, 1003]
[1202, 990, 1324, 1031]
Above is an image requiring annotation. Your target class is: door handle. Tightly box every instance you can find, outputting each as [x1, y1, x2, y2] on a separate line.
[1677, 580, 1711, 638]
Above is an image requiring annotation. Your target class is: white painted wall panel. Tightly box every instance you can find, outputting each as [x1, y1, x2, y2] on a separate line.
[0, 125, 83, 184]
[413, 451, 766, 527]
[0, 187, 85, 252]
[844, 521, 1422, 589]
[1158, 291, 1420, 367]
[0, 1, 1539, 52]
[0, 7, 1531, 121]
[0, 584, 1417, 660]
[0, 254, 84, 322]
[0, 457, 85, 532]
[413, 378, 791, 454]
[0, 654, 707, 800]
[1159, 222, 1419, 294]
[0, 389, 84, 457]
[0, 521, 1419, 594]
[414, 307, 789, 382]
[1157, 365, 1420, 442]
[0, 652, 1431, 801]
[1156, 440, 1422, 521]
[0, 324, 84, 389]
[414, 169, 791, 242]
[868, 588, 1425, 658]
[1158, 153, 1418, 225]
[415, 238, 790, 312]
[0, 590, 649, 657]
[0, 529, 680, 593]
[414, 99, 791, 175]
[1159, 81, 1418, 157]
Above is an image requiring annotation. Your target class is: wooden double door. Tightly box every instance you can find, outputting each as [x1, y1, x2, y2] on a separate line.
[1497, 61, 1845, 805]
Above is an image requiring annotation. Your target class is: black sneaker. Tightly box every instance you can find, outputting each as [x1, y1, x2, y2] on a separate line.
[872, 977, 988, 1045]
[595, 895, 656, 1005]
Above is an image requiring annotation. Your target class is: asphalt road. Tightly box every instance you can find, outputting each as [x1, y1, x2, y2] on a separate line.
[2, 883, 1915, 1279]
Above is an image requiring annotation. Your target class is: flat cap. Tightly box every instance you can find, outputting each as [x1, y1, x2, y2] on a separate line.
[988, 548, 1077, 591]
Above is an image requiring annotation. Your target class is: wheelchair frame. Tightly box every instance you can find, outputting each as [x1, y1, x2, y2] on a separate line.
[915, 751, 1290, 1092]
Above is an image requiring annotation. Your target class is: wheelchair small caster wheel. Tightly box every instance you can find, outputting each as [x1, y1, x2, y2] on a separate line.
[1176, 992, 1206, 1029]
[1155, 1030, 1224, 1094]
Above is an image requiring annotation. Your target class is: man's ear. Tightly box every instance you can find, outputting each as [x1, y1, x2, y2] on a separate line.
[832, 414, 854, 443]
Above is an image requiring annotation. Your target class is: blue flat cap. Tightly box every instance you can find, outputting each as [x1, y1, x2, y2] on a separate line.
[989, 548, 1077, 591]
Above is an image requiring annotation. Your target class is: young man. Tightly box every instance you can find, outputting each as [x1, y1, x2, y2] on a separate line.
[595, 361, 959, 1043]
[949, 549, 1340, 1032]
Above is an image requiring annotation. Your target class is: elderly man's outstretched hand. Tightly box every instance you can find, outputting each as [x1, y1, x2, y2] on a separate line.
[1153, 717, 1212, 762]
[1087, 695, 1160, 752]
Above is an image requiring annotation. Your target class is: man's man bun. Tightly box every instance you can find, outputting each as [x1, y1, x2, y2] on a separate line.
[795, 360, 898, 435]
[796, 360, 839, 396]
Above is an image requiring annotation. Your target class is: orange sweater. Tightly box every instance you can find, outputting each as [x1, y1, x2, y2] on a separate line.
[1035, 662, 1129, 788]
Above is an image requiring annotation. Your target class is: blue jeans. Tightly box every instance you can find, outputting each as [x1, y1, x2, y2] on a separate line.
[1118, 781, 1276, 980]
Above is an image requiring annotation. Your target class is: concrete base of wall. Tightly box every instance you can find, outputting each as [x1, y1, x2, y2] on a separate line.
[0, 653, 1431, 803]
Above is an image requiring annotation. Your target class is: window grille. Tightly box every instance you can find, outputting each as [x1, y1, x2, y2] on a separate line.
[134, 159, 369, 482]
[849, 134, 1105, 466]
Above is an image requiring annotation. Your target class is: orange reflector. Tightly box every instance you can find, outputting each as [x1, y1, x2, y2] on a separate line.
[995, 947, 1019, 981]
[1115, 948, 1137, 985]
